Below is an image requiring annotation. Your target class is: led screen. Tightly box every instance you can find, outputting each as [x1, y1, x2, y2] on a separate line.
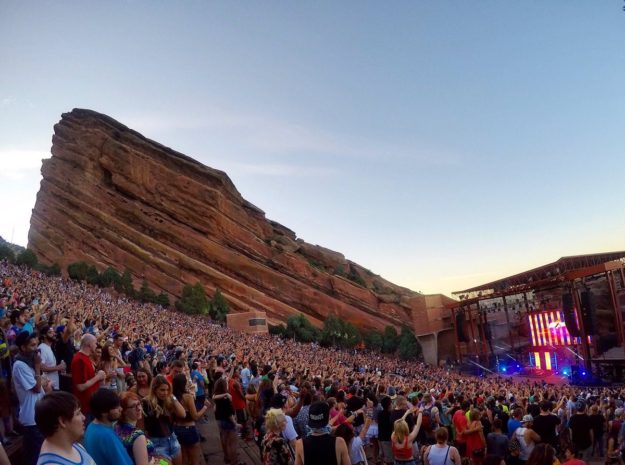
[528, 310, 580, 346]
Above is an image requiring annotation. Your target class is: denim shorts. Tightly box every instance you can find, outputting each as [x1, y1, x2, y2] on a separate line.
[151, 434, 181, 459]
[173, 425, 200, 445]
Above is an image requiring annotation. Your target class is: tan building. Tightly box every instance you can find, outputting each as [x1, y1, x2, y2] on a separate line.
[226, 311, 269, 334]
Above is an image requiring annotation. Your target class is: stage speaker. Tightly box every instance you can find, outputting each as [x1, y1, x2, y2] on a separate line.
[484, 321, 492, 341]
[562, 293, 581, 337]
[456, 312, 468, 342]
[580, 291, 596, 335]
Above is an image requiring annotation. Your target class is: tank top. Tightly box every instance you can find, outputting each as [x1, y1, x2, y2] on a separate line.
[392, 436, 413, 460]
[428, 445, 454, 465]
[37, 443, 97, 465]
[303, 434, 338, 465]
[515, 427, 534, 460]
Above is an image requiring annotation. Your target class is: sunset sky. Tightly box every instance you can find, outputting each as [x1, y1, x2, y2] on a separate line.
[1, 1, 624, 297]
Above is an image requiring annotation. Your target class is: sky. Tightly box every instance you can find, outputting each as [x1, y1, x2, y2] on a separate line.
[1, 1, 624, 297]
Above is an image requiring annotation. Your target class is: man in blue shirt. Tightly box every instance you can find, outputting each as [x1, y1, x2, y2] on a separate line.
[84, 389, 132, 465]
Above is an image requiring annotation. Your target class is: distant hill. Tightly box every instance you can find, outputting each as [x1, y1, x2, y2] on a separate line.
[0, 236, 25, 255]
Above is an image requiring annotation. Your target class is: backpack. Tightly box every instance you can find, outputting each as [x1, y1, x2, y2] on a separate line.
[422, 406, 434, 433]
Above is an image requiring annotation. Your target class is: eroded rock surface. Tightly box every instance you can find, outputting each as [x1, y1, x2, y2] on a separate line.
[29, 109, 426, 330]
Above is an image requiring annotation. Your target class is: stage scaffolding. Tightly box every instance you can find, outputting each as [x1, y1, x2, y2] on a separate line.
[449, 252, 625, 380]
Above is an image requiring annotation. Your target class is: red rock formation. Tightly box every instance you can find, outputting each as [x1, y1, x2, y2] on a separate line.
[29, 109, 426, 331]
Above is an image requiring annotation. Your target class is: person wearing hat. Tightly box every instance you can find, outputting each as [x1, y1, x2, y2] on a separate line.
[13, 331, 52, 465]
[512, 414, 541, 464]
[294, 401, 350, 465]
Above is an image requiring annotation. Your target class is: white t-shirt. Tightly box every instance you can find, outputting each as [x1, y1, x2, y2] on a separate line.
[39, 342, 59, 390]
[12, 360, 44, 426]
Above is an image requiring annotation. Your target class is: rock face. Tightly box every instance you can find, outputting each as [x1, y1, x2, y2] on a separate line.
[29, 109, 426, 331]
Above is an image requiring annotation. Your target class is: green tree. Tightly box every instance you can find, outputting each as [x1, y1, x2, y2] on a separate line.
[398, 325, 421, 360]
[320, 314, 343, 347]
[0, 244, 15, 263]
[363, 329, 384, 351]
[99, 266, 121, 288]
[138, 279, 158, 304]
[285, 314, 319, 342]
[208, 288, 229, 322]
[15, 249, 38, 268]
[176, 282, 209, 315]
[37, 262, 61, 276]
[269, 324, 287, 336]
[321, 314, 361, 348]
[85, 265, 100, 285]
[117, 268, 135, 297]
[155, 292, 170, 308]
[67, 261, 90, 281]
[382, 325, 400, 353]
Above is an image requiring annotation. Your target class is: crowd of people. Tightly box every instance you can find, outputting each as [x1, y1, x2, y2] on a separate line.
[2, 260, 625, 465]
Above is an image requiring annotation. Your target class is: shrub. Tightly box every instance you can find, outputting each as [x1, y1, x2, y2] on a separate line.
[15, 249, 38, 268]
[398, 325, 421, 360]
[285, 314, 320, 343]
[37, 262, 61, 277]
[320, 314, 361, 348]
[85, 265, 100, 285]
[382, 325, 400, 353]
[99, 267, 121, 288]
[269, 324, 286, 336]
[155, 292, 170, 308]
[363, 329, 384, 351]
[138, 279, 158, 304]
[176, 282, 209, 315]
[67, 261, 90, 281]
[0, 244, 15, 263]
[117, 268, 135, 297]
[208, 288, 229, 322]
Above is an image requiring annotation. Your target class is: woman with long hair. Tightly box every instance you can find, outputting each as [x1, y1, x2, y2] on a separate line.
[213, 377, 240, 465]
[465, 409, 486, 465]
[335, 411, 372, 465]
[99, 341, 120, 391]
[142, 375, 186, 465]
[391, 407, 423, 465]
[261, 408, 293, 465]
[131, 368, 153, 400]
[115, 391, 158, 465]
[171, 373, 210, 465]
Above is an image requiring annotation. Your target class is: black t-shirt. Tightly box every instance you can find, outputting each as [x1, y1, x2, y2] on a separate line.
[532, 413, 560, 447]
[589, 413, 605, 435]
[378, 410, 393, 441]
[569, 413, 592, 449]
[527, 403, 540, 418]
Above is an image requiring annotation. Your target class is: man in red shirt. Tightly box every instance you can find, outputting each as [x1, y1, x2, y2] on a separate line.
[452, 400, 471, 457]
[562, 445, 587, 465]
[71, 333, 105, 421]
[228, 370, 248, 438]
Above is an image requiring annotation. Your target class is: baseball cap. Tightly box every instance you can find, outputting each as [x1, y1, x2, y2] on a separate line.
[308, 401, 330, 428]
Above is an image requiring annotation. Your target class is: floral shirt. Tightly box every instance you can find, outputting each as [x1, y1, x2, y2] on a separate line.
[261, 431, 293, 465]
[114, 421, 155, 464]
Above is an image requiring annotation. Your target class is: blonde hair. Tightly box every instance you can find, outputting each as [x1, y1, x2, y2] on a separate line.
[393, 419, 409, 443]
[264, 408, 286, 433]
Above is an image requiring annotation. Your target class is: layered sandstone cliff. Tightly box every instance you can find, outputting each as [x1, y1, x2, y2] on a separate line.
[29, 109, 426, 330]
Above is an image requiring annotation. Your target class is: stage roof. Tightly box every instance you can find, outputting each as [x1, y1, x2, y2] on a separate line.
[453, 251, 625, 296]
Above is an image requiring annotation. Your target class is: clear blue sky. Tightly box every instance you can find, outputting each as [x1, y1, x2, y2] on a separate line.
[1, 1, 624, 296]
